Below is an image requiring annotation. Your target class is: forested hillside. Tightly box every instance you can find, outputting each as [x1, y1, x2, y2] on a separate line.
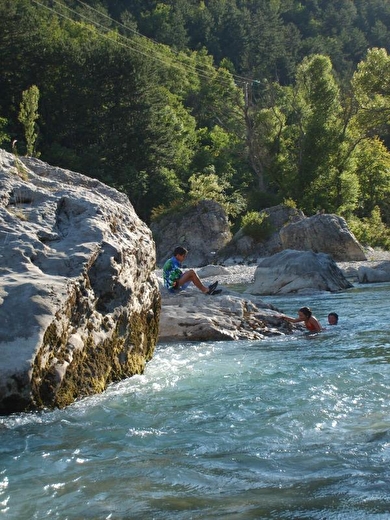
[1, 0, 390, 247]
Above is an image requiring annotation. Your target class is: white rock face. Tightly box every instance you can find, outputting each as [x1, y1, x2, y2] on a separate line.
[358, 262, 390, 283]
[246, 249, 352, 295]
[0, 150, 160, 414]
[158, 290, 291, 342]
[279, 213, 366, 261]
[151, 199, 232, 267]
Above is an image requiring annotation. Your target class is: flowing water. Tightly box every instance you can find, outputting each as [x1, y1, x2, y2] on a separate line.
[1, 283, 390, 519]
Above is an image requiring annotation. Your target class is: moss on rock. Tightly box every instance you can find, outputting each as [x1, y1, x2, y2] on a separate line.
[30, 288, 161, 410]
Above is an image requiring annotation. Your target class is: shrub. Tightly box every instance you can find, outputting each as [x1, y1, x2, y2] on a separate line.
[188, 172, 246, 220]
[241, 211, 273, 242]
[282, 198, 297, 209]
[150, 199, 193, 222]
[348, 207, 390, 249]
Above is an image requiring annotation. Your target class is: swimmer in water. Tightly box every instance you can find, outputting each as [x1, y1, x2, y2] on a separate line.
[327, 312, 339, 325]
[284, 306, 322, 332]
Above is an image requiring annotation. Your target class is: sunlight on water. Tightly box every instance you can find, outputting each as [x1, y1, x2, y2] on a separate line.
[1, 284, 390, 519]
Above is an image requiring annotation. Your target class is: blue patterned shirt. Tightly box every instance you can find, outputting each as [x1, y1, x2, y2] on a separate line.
[162, 256, 183, 292]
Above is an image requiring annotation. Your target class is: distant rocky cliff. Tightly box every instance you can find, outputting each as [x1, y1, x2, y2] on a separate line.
[0, 150, 160, 415]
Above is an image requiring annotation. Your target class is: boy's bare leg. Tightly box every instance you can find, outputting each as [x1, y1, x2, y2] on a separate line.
[177, 269, 208, 293]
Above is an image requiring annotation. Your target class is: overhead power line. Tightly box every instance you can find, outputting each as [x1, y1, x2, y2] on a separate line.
[32, 0, 200, 78]
[73, 0, 256, 84]
[31, 0, 257, 88]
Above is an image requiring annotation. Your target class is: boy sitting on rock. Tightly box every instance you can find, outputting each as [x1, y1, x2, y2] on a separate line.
[163, 246, 221, 295]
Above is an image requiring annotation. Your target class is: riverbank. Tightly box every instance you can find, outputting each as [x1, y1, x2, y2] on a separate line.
[155, 248, 390, 288]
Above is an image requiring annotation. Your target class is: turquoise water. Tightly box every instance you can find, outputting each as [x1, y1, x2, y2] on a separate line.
[1, 283, 390, 519]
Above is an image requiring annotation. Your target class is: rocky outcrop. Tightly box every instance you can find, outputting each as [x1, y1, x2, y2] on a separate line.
[246, 249, 352, 295]
[279, 213, 366, 261]
[159, 290, 291, 342]
[157, 256, 344, 341]
[151, 199, 232, 267]
[151, 201, 367, 267]
[156, 263, 294, 342]
[213, 207, 365, 265]
[0, 150, 160, 415]
[335, 249, 390, 282]
[358, 261, 390, 283]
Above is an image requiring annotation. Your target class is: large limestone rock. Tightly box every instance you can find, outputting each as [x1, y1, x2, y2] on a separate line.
[358, 262, 390, 283]
[214, 207, 365, 265]
[159, 290, 291, 342]
[0, 150, 160, 414]
[156, 264, 306, 342]
[151, 199, 232, 267]
[246, 249, 353, 295]
[279, 213, 366, 261]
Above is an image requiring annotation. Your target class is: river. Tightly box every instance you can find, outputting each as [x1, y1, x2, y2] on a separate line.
[1, 283, 390, 519]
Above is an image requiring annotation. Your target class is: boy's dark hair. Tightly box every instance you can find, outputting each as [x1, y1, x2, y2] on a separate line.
[173, 246, 188, 256]
[328, 312, 339, 323]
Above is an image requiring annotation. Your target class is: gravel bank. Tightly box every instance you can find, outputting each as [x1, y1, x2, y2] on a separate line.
[155, 249, 390, 288]
[336, 248, 390, 272]
[155, 264, 256, 288]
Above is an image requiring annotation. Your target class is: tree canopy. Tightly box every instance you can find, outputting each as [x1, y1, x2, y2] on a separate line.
[1, 0, 390, 247]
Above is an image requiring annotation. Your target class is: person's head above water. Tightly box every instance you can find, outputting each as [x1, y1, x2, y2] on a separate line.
[298, 307, 312, 319]
[328, 312, 339, 325]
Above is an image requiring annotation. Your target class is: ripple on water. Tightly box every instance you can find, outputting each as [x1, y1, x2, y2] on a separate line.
[2, 285, 390, 518]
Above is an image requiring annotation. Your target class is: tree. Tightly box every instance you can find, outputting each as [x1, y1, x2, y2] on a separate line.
[254, 54, 347, 214]
[248, 54, 361, 216]
[18, 85, 40, 156]
[139, 2, 189, 50]
[352, 47, 390, 137]
[0, 117, 9, 146]
[352, 137, 390, 222]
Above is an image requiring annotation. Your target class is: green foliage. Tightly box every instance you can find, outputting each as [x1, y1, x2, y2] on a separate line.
[282, 198, 297, 209]
[0, 117, 9, 146]
[241, 210, 273, 242]
[334, 169, 360, 218]
[150, 199, 192, 223]
[18, 85, 40, 157]
[249, 55, 347, 215]
[348, 207, 390, 249]
[246, 189, 281, 212]
[43, 142, 84, 174]
[2, 0, 390, 237]
[188, 170, 246, 220]
[352, 137, 390, 222]
[141, 166, 186, 222]
[293, 55, 344, 213]
[188, 170, 224, 201]
[247, 50, 390, 226]
[352, 48, 390, 133]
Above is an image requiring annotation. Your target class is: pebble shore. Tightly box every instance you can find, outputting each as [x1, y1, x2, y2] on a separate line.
[156, 249, 390, 288]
